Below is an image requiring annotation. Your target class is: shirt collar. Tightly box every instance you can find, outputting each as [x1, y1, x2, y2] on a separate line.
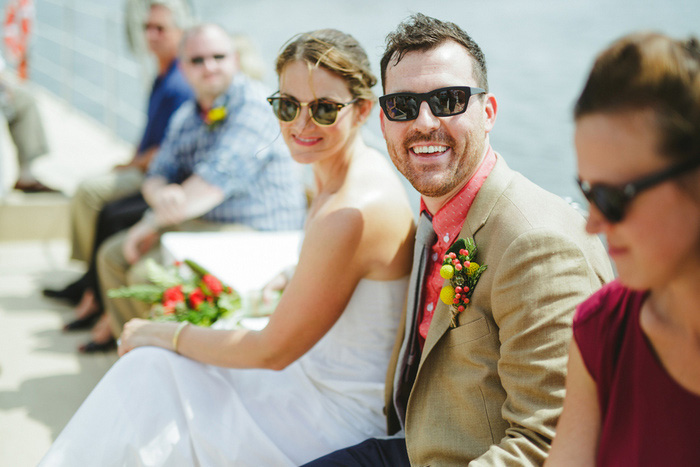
[420, 145, 496, 250]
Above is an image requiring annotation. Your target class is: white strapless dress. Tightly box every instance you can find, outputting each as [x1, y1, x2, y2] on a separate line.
[39, 277, 408, 466]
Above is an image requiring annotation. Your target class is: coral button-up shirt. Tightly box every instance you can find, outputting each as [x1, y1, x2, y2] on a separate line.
[417, 146, 496, 347]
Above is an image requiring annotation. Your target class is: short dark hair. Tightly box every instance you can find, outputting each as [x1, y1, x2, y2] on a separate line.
[379, 13, 488, 92]
[575, 31, 700, 163]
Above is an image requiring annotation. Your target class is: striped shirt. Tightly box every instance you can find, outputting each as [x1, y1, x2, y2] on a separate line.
[148, 74, 306, 231]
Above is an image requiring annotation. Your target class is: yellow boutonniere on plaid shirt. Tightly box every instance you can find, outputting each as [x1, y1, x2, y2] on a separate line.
[204, 106, 227, 128]
[438, 237, 487, 328]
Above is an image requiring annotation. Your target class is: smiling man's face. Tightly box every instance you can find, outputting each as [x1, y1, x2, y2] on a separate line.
[380, 40, 495, 205]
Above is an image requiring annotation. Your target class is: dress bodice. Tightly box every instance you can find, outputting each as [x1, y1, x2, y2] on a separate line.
[299, 277, 409, 390]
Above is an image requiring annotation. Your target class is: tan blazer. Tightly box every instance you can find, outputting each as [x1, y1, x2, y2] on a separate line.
[384, 155, 614, 466]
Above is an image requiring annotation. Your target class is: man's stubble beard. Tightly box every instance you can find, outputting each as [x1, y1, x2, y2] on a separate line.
[386, 129, 483, 198]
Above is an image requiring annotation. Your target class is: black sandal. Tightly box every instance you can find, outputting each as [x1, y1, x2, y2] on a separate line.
[78, 338, 117, 354]
[63, 310, 102, 332]
[42, 276, 89, 304]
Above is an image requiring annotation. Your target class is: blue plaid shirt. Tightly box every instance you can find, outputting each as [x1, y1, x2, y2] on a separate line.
[147, 74, 306, 231]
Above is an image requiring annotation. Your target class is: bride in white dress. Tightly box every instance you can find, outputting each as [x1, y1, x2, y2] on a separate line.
[40, 26, 415, 466]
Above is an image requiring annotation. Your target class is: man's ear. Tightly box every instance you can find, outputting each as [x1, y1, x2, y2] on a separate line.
[379, 106, 387, 139]
[483, 93, 497, 134]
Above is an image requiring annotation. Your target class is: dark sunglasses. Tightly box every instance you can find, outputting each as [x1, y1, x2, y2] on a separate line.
[577, 157, 700, 223]
[267, 94, 358, 126]
[378, 86, 486, 122]
[189, 54, 227, 66]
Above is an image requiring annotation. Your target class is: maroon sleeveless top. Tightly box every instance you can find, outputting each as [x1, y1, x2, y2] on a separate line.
[574, 280, 700, 466]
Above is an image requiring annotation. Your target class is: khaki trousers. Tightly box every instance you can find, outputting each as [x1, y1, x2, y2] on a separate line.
[1, 81, 49, 169]
[97, 219, 251, 337]
[70, 168, 144, 262]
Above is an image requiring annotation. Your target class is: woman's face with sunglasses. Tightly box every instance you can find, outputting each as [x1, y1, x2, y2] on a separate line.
[575, 110, 700, 289]
[274, 61, 362, 164]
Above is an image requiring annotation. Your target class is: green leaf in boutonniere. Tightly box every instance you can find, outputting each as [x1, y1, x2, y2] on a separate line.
[438, 237, 488, 328]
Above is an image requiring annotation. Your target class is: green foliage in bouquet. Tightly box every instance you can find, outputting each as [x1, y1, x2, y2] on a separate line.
[108, 259, 241, 326]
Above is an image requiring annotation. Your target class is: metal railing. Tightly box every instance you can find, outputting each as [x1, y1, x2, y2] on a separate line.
[30, 0, 147, 144]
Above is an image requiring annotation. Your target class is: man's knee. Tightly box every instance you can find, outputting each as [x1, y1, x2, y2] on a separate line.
[72, 179, 107, 209]
[97, 232, 129, 274]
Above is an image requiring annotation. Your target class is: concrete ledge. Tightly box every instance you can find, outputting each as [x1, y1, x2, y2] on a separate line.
[0, 191, 70, 241]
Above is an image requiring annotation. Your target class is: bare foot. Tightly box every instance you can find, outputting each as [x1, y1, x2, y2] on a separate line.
[77, 314, 116, 353]
[74, 289, 99, 319]
[91, 314, 114, 343]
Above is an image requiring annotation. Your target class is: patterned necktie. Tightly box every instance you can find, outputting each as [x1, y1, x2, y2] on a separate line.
[393, 212, 436, 428]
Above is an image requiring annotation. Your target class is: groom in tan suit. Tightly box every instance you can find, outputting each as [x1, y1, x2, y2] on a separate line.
[305, 14, 614, 466]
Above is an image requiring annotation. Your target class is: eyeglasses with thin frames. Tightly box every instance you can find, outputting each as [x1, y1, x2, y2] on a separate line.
[267, 93, 358, 127]
[189, 54, 228, 66]
[143, 23, 168, 34]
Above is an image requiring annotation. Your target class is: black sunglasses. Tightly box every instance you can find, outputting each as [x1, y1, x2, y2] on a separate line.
[267, 93, 357, 126]
[378, 86, 486, 122]
[577, 157, 700, 223]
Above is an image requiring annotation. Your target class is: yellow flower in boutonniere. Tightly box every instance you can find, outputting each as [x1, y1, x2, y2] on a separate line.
[204, 106, 227, 128]
[438, 237, 487, 328]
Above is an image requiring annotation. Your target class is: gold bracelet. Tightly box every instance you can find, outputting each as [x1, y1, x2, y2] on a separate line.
[172, 321, 189, 354]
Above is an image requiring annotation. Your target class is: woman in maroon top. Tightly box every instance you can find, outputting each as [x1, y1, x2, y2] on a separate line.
[546, 33, 700, 466]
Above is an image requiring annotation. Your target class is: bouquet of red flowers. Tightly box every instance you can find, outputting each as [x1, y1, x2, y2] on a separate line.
[108, 259, 241, 326]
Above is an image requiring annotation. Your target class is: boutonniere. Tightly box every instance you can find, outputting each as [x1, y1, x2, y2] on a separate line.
[438, 237, 487, 328]
[204, 106, 227, 128]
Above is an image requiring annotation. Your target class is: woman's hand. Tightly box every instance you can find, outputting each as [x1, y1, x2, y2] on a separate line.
[118, 318, 158, 356]
[261, 271, 289, 305]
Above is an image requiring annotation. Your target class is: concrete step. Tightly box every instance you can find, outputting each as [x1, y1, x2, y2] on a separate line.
[0, 82, 132, 243]
[0, 191, 70, 241]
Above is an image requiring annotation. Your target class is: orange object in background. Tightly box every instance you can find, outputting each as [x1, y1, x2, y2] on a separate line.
[4, 0, 34, 80]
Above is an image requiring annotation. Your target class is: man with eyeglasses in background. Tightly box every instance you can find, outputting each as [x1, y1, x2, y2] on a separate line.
[306, 14, 613, 466]
[43, 0, 193, 306]
[84, 23, 306, 351]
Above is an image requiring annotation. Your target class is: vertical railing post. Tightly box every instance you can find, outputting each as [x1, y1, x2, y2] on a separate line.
[33, 0, 144, 143]
[60, 0, 74, 106]
[103, 11, 118, 134]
